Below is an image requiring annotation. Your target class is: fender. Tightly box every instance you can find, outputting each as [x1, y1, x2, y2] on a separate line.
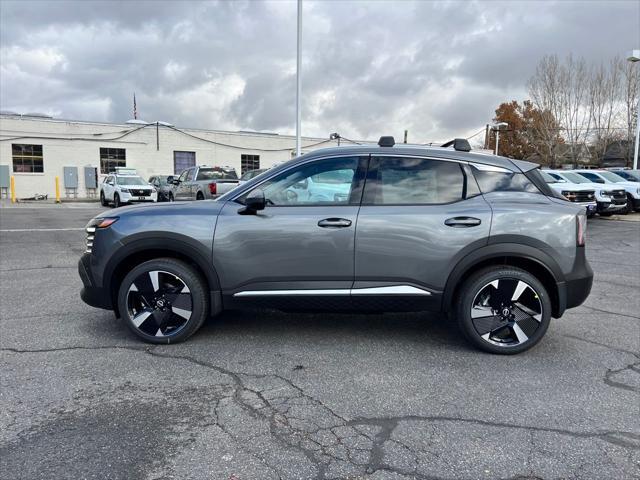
[103, 232, 221, 293]
[442, 241, 564, 313]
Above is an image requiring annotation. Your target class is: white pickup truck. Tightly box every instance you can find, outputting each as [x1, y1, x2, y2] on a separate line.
[539, 171, 597, 217]
[546, 170, 627, 216]
[171, 166, 240, 200]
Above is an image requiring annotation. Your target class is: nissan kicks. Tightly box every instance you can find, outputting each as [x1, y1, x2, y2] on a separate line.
[79, 137, 593, 354]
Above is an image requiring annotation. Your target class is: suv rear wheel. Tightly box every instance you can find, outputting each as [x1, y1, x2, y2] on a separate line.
[117, 258, 209, 344]
[455, 266, 551, 354]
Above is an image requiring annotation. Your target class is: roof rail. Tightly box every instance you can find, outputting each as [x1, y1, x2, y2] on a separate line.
[378, 136, 395, 147]
[441, 138, 471, 152]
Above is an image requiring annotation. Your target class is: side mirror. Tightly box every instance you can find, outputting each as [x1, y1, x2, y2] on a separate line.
[594, 178, 605, 184]
[171, 178, 181, 185]
[239, 189, 266, 215]
[167, 176, 174, 184]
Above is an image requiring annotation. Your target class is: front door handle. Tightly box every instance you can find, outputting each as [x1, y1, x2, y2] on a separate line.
[444, 217, 482, 227]
[317, 218, 352, 228]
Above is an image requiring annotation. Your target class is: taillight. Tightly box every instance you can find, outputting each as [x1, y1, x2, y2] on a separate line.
[208, 183, 217, 195]
[576, 214, 587, 246]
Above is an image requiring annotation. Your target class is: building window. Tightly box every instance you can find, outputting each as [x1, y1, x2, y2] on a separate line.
[100, 148, 126, 174]
[241, 154, 260, 174]
[12, 144, 43, 173]
[173, 151, 196, 175]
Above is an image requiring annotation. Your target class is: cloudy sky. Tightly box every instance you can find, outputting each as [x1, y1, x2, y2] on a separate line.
[1, 0, 638, 143]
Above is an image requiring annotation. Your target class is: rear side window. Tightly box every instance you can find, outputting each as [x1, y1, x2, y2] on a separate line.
[472, 167, 540, 194]
[365, 157, 466, 205]
[197, 168, 238, 181]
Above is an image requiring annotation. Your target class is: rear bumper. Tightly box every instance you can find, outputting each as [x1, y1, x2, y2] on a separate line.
[555, 246, 593, 317]
[78, 255, 112, 310]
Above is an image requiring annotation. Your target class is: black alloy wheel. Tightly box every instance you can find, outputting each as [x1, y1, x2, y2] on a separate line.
[117, 258, 209, 343]
[456, 266, 551, 354]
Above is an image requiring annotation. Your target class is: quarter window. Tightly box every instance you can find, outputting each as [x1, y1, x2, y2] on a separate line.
[100, 148, 126, 174]
[472, 167, 540, 194]
[248, 156, 359, 206]
[12, 144, 43, 173]
[241, 154, 260, 174]
[365, 157, 466, 205]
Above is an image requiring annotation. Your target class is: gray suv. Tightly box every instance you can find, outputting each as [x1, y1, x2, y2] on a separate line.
[79, 137, 593, 354]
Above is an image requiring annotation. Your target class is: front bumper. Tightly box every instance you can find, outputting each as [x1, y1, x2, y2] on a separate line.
[120, 191, 157, 203]
[596, 201, 626, 213]
[78, 255, 112, 310]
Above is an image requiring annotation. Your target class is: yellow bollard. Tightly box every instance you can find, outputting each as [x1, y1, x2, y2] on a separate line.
[10, 176, 16, 203]
[55, 176, 61, 203]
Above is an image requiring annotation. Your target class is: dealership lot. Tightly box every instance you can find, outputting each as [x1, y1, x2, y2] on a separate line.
[0, 204, 638, 479]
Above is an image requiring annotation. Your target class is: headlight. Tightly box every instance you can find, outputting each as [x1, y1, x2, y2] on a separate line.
[120, 188, 130, 193]
[599, 190, 610, 197]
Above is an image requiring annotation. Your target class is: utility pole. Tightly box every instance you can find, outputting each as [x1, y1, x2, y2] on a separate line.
[296, 0, 302, 157]
[403, 130, 408, 143]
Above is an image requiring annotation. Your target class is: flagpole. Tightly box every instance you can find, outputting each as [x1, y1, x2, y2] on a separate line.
[295, 0, 302, 157]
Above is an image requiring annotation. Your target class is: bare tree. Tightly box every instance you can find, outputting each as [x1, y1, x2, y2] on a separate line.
[587, 57, 624, 165]
[558, 55, 591, 168]
[527, 55, 565, 167]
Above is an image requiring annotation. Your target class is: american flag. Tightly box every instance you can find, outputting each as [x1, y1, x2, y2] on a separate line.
[133, 92, 137, 119]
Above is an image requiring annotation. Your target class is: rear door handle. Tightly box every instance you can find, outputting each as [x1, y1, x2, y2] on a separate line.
[444, 217, 482, 227]
[317, 218, 352, 228]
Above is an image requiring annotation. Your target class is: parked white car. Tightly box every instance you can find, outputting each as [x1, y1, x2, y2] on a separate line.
[572, 169, 640, 213]
[545, 170, 627, 216]
[539, 171, 597, 217]
[100, 173, 158, 208]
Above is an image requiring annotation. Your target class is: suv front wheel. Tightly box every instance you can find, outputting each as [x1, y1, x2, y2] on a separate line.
[117, 258, 209, 343]
[455, 266, 551, 354]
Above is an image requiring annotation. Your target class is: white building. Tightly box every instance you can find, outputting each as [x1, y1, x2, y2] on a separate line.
[0, 113, 364, 199]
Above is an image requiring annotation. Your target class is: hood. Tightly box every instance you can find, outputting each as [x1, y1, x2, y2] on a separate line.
[102, 198, 226, 218]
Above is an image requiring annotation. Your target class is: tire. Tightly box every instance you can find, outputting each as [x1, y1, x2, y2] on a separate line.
[100, 191, 108, 206]
[117, 258, 209, 344]
[454, 266, 552, 354]
[168, 192, 174, 202]
[625, 194, 634, 214]
[196, 192, 204, 200]
[113, 193, 121, 208]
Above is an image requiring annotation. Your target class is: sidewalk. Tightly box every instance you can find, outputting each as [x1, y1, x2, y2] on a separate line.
[0, 198, 102, 208]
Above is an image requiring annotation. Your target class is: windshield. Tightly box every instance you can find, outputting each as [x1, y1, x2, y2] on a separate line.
[540, 171, 557, 183]
[598, 171, 627, 183]
[561, 172, 590, 184]
[198, 168, 238, 180]
[117, 176, 147, 185]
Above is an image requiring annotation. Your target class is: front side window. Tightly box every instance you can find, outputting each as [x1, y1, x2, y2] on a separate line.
[100, 148, 126, 174]
[178, 170, 189, 182]
[186, 169, 196, 181]
[12, 144, 43, 173]
[365, 157, 466, 205]
[247, 156, 359, 206]
[241, 154, 260, 174]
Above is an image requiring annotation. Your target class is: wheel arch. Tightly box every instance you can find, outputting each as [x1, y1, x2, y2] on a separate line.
[443, 243, 565, 318]
[104, 235, 221, 317]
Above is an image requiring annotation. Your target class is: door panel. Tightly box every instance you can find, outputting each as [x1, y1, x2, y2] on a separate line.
[355, 195, 491, 293]
[213, 155, 366, 309]
[353, 156, 492, 310]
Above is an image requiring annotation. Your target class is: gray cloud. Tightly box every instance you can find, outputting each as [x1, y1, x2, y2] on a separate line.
[1, 0, 638, 142]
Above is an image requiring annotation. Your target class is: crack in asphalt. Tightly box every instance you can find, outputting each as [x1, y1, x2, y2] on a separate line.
[4, 343, 639, 480]
[577, 304, 640, 320]
[604, 362, 640, 393]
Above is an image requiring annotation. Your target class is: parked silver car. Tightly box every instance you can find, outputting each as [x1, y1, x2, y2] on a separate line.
[80, 137, 593, 354]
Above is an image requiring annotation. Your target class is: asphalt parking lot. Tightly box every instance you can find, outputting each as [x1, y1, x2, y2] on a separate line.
[0, 203, 638, 480]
